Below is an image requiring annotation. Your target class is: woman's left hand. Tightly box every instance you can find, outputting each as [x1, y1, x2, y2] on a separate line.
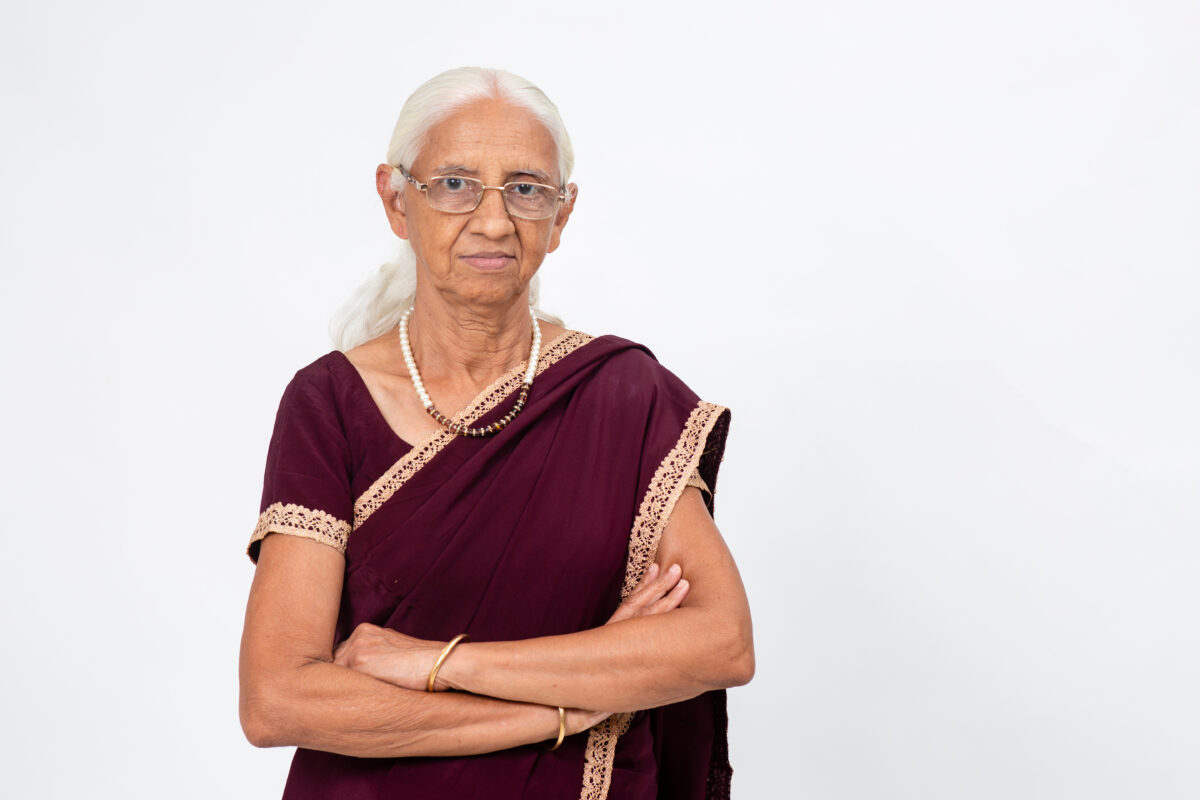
[332, 623, 443, 692]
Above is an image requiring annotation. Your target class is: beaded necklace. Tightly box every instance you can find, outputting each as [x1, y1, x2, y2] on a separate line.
[398, 305, 541, 438]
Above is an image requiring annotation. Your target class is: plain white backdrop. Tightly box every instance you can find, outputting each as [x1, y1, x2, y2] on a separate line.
[2, 1, 1197, 797]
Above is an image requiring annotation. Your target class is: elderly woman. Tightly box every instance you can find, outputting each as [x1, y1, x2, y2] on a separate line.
[238, 66, 754, 800]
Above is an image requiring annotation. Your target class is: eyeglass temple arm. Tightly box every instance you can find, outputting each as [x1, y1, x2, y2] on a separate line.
[392, 165, 426, 191]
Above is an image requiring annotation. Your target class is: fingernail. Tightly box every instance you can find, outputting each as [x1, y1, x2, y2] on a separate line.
[678, 579, 689, 590]
[647, 563, 659, 577]
[670, 563, 681, 575]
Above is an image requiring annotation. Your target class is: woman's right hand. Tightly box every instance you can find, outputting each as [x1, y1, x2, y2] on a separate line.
[604, 561, 689, 626]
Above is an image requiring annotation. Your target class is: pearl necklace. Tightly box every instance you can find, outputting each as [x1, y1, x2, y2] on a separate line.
[398, 305, 541, 438]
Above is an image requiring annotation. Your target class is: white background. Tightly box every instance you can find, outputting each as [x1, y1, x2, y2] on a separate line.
[2, 1, 1197, 797]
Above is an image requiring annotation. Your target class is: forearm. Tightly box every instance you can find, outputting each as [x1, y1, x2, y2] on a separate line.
[244, 658, 563, 758]
[438, 606, 753, 713]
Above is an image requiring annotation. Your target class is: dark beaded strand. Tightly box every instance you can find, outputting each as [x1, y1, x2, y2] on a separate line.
[428, 383, 531, 438]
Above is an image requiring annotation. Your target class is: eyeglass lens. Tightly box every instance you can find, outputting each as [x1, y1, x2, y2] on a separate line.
[426, 177, 558, 219]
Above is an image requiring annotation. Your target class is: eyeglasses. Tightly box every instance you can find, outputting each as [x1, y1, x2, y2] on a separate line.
[393, 165, 566, 220]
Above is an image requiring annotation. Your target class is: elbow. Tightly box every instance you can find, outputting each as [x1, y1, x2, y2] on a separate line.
[690, 610, 755, 690]
[721, 617, 756, 688]
[242, 714, 278, 749]
[729, 640, 755, 687]
[240, 682, 290, 749]
[239, 652, 329, 749]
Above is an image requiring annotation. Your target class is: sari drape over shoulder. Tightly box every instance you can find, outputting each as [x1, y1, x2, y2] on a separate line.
[247, 331, 734, 800]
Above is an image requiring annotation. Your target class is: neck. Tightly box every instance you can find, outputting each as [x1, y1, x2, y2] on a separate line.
[405, 287, 536, 391]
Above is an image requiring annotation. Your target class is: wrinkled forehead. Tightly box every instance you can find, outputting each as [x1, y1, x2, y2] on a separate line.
[412, 99, 561, 184]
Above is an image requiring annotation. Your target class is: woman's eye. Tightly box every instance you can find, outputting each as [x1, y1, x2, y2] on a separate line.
[512, 183, 536, 196]
[442, 177, 466, 191]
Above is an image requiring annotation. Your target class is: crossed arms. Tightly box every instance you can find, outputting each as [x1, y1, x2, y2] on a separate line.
[238, 486, 754, 758]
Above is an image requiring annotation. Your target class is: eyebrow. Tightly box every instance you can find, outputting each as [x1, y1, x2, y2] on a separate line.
[430, 164, 556, 184]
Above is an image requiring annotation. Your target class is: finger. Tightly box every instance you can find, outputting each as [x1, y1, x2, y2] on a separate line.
[627, 562, 660, 599]
[619, 564, 662, 608]
[630, 562, 681, 609]
[607, 562, 677, 625]
[655, 562, 682, 589]
[647, 578, 689, 615]
[607, 592, 648, 625]
[637, 561, 677, 597]
[639, 562, 680, 603]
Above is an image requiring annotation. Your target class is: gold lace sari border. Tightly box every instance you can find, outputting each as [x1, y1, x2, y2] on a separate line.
[352, 330, 596, 529]
[578, 399, 729, 800]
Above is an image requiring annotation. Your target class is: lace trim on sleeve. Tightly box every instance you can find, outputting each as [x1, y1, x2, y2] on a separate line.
[248, 501, 352, 559]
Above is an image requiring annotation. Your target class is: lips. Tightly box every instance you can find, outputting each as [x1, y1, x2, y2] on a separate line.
[462, 252, 515, 271]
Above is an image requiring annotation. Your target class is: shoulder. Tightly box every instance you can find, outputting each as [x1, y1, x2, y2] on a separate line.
[281, 351, 343, 393]
[272, 348, 339, 383]
[272, 351, 354, 422]
[587, 333, 660, 378]
[579, 333, 702, 411]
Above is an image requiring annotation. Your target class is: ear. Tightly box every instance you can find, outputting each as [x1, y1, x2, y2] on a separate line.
[546, 182, 578, 254]
[376, 163, 410, 240]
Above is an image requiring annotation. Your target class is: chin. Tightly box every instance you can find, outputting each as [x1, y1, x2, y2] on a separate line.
[453, 280, 528, 309]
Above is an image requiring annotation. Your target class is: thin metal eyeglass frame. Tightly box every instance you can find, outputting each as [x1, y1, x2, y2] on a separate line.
[392, 165, 566, 220]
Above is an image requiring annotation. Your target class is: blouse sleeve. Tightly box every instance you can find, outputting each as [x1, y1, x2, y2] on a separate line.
[246, 365, 354, 565]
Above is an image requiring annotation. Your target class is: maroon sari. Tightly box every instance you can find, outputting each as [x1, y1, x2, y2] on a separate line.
[247, 330, 733, 800]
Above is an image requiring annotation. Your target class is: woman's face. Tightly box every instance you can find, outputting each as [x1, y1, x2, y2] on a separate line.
[377, 99, 577, 310]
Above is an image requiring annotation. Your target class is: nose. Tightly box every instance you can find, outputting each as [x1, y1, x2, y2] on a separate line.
[471, 185, 516, 236]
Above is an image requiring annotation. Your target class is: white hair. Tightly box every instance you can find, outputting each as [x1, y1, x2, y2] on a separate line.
[328, 66, 573, 352]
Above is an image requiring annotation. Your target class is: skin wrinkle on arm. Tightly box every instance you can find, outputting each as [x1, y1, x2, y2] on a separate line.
[250, 658, 566, 758]
[434, 486, 755, 712]
[239, 532, 578, 758]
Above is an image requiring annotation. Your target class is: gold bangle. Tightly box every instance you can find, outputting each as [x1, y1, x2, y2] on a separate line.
[547, 706, 565, 751]
[426, 633, 470, 693]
